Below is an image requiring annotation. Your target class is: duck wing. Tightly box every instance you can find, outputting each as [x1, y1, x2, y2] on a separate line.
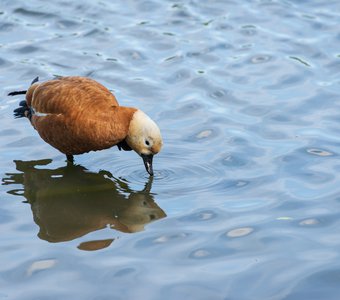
[27, 76, 119, 114]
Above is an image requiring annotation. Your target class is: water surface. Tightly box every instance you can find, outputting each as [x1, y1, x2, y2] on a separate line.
[1, 0, 340, 299]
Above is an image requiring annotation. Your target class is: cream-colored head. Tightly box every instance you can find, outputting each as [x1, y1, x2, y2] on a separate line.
[125, 110, 163, 176]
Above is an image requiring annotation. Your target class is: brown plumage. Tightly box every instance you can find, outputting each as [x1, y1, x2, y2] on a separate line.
[9, 76, 163, 175]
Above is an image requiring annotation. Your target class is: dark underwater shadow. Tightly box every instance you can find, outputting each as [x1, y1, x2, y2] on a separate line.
[2, 159, 166, 250]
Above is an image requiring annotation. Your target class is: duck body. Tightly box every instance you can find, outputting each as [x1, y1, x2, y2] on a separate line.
[9, 76, 163, 175]
[27, 76, 137, 155]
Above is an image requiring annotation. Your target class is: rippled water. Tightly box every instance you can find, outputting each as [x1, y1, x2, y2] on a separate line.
[1, 0, 340, 299]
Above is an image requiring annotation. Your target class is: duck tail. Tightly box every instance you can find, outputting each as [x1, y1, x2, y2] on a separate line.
[9, 77, 39, 119]
[13, 100, 31, 119]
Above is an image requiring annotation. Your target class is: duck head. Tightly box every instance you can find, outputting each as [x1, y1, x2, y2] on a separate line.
[125, 110, 163, 176]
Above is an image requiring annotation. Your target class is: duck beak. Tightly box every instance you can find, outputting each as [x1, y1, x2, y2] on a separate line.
[141, 154, 154, 176]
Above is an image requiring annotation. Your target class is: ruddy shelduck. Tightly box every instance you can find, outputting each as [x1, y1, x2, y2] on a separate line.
[9, 76, 163, 175]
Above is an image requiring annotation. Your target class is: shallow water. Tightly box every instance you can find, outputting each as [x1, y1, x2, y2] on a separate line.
[1, 0, 340, 299]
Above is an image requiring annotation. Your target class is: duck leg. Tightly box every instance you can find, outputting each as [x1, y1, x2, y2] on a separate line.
[66, 154, 74, 164]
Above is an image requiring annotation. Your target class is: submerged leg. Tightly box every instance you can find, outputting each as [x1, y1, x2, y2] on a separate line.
[66, 154, 74, 164]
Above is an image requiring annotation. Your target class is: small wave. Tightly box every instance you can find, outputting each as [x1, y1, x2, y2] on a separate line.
[99, 154, 226, 196]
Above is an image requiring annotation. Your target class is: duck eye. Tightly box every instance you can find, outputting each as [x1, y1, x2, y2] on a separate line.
[145, 140, 150, 146]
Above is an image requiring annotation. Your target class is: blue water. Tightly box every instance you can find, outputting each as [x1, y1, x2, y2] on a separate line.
[1, 0, 340, 299]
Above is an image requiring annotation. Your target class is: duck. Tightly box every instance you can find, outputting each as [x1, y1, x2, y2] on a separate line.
[8, 76, 163, 175]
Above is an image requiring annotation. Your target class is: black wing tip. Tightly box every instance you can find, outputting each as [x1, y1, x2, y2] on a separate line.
[8, 90, 27, 96]
[31, 76, 39, 85]
[8, 76, 39, 96]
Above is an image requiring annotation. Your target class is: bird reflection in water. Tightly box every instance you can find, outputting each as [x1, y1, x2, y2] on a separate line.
[2, 159, 166, 251]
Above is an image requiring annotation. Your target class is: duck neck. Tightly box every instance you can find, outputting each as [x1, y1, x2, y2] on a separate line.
[108, 106, 137, 144]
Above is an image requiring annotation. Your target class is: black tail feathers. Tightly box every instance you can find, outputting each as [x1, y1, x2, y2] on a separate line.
[9, 76, 39, 119]
[13, 100, 30, 119]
